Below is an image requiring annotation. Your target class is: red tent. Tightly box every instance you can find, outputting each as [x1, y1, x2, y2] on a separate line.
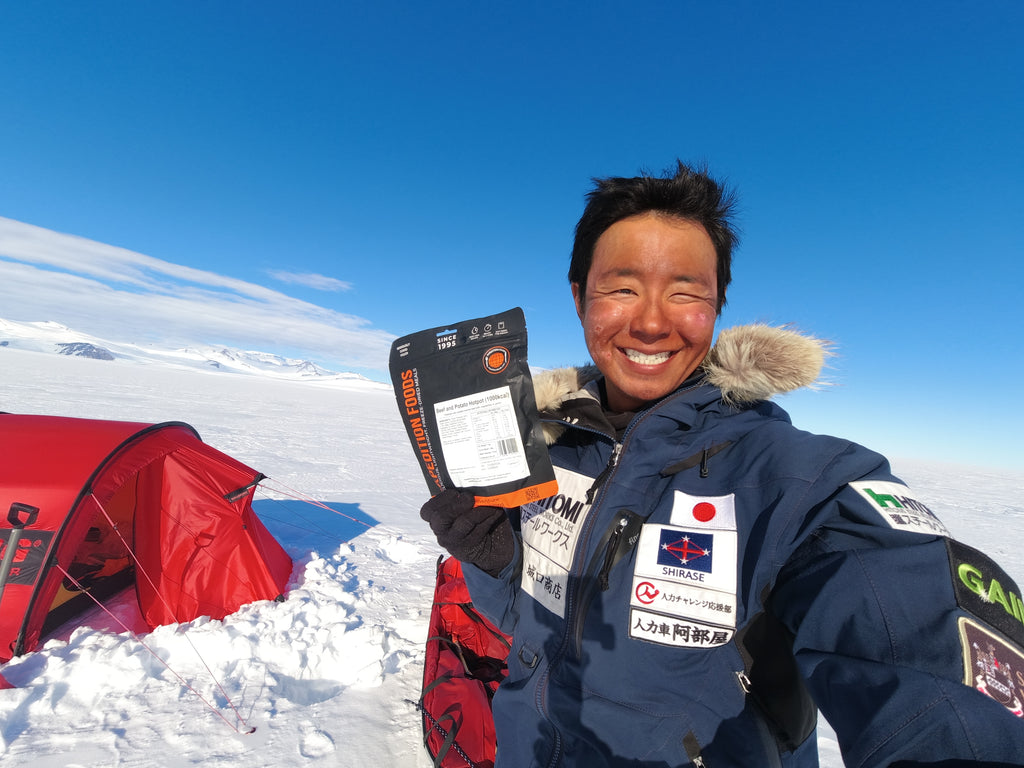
[0, 414, 293, 663]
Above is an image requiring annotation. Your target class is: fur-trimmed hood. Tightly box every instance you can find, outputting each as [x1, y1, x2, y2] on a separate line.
[533, 323, 829, 419]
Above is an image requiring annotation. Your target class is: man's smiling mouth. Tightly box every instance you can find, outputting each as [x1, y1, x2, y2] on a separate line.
[623, 348, 673, 365]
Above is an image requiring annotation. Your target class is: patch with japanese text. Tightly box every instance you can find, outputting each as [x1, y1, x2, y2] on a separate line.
[520, 466, 595, 618]
[630, 523, 738, 646]
[629, 608, 734, 649]
[849, 480, 949, 537]
[959, 617, 1024, 717]
[630, 575, 737, 628]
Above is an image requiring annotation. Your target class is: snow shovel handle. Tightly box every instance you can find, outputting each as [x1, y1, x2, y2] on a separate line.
[0, 503, 40, 606]
[7, 502, 38, 529]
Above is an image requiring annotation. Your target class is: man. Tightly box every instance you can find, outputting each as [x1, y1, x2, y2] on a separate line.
[421, 162, 1024, 766]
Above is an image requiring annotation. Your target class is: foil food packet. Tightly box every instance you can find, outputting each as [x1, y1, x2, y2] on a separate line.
[389, 307, 557, 508]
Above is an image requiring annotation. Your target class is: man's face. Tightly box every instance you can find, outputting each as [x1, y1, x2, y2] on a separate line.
[572, 213, 718, 413]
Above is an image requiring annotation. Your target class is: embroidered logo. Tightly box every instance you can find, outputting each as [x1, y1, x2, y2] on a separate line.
[629, 609, 734, 648]
[959, 617, 1024, 717]
[849, 480, 949, 537]
[947, 539, 1024, 647]
[657, 529, 713, 573]
[670, 491, 736, 530]
[630, 523, 738, 646]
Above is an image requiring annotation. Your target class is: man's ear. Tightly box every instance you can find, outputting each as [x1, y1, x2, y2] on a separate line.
[570, 282, 584, 321]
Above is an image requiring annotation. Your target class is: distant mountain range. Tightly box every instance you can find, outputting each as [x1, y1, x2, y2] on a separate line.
[0, 318, 384, 387]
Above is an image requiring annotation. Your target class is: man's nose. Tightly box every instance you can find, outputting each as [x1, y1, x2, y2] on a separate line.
[631, 299, 671, 339]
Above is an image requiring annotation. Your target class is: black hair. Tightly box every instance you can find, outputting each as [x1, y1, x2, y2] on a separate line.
[568, 161, 738, 313]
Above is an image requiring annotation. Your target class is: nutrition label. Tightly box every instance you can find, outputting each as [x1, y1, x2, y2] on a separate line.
[434, 385, 530, 488]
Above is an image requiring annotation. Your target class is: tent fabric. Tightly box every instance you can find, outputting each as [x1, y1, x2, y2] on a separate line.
[419, 556, 511, 768]
[0, 414, 292, 663]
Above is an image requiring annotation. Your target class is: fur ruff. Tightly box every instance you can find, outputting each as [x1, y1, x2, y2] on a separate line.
[534, 324, 829, 417]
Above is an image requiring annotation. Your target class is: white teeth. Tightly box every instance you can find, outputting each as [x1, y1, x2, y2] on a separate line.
[624, 349, 671, 365]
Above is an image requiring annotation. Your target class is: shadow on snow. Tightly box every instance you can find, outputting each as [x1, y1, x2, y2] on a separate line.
[252, 498, 380, 557]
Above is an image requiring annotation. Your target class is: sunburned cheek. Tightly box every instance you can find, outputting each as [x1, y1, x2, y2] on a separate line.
[682, 308, 716, 332]
[583, 313, 618, 342]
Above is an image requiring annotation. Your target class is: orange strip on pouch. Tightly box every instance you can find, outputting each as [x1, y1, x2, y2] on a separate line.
[474, 480, 559, 509]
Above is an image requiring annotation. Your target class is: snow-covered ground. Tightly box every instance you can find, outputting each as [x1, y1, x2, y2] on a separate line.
[1, 347, 1022, 767]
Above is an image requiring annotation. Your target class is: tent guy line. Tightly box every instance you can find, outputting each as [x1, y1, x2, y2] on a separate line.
[54, 557, 256, 735]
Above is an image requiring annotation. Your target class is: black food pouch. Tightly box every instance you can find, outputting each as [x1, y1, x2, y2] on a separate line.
[389, 307, 557, 508]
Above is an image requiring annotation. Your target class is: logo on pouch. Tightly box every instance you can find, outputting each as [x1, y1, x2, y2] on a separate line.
[483, 346, 510, 374]
[657, 530, 713, 573]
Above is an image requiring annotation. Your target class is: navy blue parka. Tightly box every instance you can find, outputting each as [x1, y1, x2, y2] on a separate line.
[463, 325, 1024, 768]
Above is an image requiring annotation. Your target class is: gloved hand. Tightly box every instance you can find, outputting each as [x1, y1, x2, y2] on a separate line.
[420, 489, 514, 577]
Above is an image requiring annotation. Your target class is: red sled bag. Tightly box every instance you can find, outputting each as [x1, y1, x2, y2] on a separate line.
[417, 556, 511, 768]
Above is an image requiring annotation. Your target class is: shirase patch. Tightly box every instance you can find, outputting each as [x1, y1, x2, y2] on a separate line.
[959, 617, 1024, 718]
[629, 523, 738, 647]
[848, 480, 950, 537]
[657, 529, 714, 573]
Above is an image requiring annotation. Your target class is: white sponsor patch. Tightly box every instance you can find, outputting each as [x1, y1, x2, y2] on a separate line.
[634, 524, 738, 595]
[629, 608, 734, 648]
[629, 523, 738, 644]
[670, 491, 737, 531]
[520, 467, 595, 618]
[849, 481, 950, 537]
[630, 575, 737, 628]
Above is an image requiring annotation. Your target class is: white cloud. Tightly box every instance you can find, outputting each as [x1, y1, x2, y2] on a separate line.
[0, 217, 394, 372]
[266, 270, 353, 292]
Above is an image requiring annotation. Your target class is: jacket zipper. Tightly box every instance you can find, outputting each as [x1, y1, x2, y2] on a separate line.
[572, 510, 644, 656]
[586, 442, 622, 503]
[683, 731, 707, 767]
[536, 430, 619, 767]
[597, 515, 630, 591]
[535, 379, 707, 767]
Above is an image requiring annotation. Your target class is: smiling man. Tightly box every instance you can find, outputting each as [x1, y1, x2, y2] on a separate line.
[420, 162, 1024, 767]
[571, 213, 719, 413]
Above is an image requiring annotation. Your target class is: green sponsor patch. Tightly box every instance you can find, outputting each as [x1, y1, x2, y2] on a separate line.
[947, 539, 1024, 648]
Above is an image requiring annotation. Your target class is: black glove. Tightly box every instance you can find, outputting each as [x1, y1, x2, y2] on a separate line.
[420, 489, 514, 577]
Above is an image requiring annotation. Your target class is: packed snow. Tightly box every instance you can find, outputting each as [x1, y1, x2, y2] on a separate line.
[1, 347, 1022, 767]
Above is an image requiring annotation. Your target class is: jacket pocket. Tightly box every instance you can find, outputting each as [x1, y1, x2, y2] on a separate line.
[573, 509, 646, 655]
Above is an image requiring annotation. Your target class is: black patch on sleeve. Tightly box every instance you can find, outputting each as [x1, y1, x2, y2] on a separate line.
[947, 538, 1024, 648]
[958, 617, 1024, 716]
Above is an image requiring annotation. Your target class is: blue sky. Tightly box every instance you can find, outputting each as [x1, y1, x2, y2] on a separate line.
[1, 1, 1022, 470]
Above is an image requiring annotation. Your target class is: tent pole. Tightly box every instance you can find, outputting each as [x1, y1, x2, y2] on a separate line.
[0, 503, 40, 607]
